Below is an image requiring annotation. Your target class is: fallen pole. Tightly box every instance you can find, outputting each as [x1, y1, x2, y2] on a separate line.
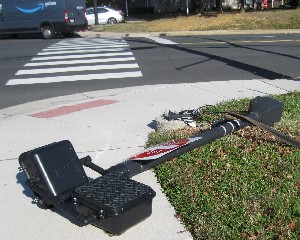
[105, 96, 284, 178]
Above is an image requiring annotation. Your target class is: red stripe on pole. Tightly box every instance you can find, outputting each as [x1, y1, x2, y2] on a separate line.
[30, 99, 118, 118]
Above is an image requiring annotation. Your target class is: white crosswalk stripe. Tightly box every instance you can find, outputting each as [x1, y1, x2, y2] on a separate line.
[31, 52, 134, 61]
[17, 63, 139, 75]
[7, 72, 143, 85]
[43, 44, 129, 51]
[6, 38, 142, 85]
[146, 37, 178, 45]
[25, 57, 135, 67]
[37, 47, 130, 55]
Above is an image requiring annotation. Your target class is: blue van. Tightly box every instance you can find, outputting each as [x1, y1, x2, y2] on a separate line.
[0, 0, 87, 39]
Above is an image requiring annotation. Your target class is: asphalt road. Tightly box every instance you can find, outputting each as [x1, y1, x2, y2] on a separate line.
[0, 33, 299, 109]
[127, 33, 300, 83]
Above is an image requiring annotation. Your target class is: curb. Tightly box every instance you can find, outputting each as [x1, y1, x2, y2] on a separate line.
[78, 29, 300, 38]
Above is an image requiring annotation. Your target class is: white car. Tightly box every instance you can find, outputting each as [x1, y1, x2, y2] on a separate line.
[86, 7, 124, 25]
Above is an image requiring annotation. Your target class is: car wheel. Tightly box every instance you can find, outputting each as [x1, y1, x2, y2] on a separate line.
[41, 26, 55, 39]
[107, 17, 117, 24]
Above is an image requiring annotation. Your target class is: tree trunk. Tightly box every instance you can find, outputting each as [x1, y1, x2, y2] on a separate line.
[240, 0, 245, 12]
[216, 0, 223, 12]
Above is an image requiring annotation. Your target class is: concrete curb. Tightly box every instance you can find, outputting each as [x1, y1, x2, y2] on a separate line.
[78, 29, 300, 38]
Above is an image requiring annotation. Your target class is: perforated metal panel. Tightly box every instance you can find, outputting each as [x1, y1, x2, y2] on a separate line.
[74, 173, 155, 215]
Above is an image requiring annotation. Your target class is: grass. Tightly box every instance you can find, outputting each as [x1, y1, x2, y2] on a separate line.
[91, 9, 300, 33]
[146, 92, 300, 239]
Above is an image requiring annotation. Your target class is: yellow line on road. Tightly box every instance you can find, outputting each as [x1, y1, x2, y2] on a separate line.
[181, 39, 300, 45]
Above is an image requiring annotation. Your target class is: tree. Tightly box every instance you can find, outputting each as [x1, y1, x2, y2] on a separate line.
[290, 0, 299, 8]
[85, 0, 93, 7]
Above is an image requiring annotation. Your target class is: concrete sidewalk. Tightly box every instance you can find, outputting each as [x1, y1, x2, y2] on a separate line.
[1, 78, 299, 240]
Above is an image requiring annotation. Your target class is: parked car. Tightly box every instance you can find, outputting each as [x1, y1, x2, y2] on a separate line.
[86, 7, 124, 25]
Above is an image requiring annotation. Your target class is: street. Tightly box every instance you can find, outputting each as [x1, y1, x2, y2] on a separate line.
[128, 33, 300, 83]
[0, 33, 300, 109]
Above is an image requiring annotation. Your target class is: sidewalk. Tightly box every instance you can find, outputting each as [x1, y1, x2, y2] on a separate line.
[1, 77, 299, 239]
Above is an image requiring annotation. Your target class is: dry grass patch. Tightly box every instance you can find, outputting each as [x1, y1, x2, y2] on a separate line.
[93, 9, 300, 32]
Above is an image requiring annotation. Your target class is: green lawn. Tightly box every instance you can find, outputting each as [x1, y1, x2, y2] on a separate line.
[147, 92, 300, 239]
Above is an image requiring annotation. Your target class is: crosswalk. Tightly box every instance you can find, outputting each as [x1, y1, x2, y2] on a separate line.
[6, 38, 143, 85]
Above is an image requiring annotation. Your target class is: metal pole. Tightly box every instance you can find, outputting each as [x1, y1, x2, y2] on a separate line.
[186, 0, 189, 15]
[93, 0, 99, 25]
[125, 0, 128, 17]
[105, 96, 283, 178]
